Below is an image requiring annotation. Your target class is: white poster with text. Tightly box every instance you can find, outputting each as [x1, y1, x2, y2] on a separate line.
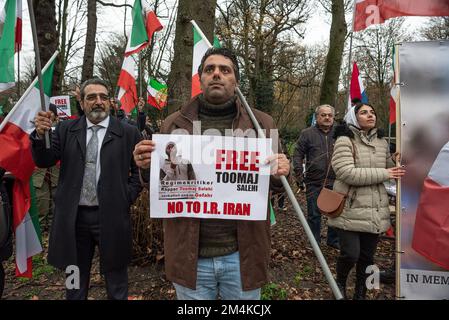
[50, 95, 71, 119]
[150, 134, 272, 220]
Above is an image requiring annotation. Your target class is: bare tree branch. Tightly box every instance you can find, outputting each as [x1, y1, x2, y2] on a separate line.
[96, 0, 132, 9]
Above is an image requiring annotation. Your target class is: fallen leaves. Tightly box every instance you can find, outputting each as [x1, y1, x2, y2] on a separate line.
[2, 190, 395, 300]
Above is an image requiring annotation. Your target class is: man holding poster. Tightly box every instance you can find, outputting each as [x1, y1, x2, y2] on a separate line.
[134, 48, 289, 300]
[32, 78, 142, 300]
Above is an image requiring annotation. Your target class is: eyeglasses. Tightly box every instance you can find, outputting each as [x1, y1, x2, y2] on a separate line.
[85, 93, 110, 102]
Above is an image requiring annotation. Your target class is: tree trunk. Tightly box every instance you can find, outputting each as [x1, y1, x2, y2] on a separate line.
[166, 0, 217, 114]
[81, 0, 97, 83]
[319, 0, 347, 107]
[34, 0, 61, 94]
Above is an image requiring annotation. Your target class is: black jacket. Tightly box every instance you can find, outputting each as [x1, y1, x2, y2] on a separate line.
[293, 124, 336, 190]
[30, 116, 142, 272]
[0, 169, 12, 262]
[333, 121, 386, 140]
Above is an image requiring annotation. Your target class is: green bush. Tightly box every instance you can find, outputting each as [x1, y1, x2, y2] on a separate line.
[32, 255, 55, 278]
[261, 282, 288, 300]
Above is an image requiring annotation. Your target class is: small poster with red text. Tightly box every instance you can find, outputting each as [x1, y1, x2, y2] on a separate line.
[150, 134, 272, 220]
[50, 95, 71, 119]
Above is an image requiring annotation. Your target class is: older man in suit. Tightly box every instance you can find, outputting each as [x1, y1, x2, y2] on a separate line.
[31, 78, 142, 300]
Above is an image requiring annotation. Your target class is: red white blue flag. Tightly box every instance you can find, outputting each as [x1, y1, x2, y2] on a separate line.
[347, 62, 368, 111]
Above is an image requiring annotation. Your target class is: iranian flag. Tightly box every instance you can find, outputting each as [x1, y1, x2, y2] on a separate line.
[347, 62, 368, 111]
[147, 78, 167, 110]
[0, 0, 16, 92]
[12, 177, 41, 278]
[412, 141, 449, 271]
[354, 0, 449, 32]
[191, 26, 221, 97]
[0, 53, 57, 277]
[125, 0, 163, 56]
[117, 55, 138, 114]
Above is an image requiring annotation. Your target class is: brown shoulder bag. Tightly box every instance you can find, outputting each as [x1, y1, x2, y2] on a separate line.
[317, 140, 355, 218]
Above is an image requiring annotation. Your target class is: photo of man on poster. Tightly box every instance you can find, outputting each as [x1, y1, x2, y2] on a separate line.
[160, 142, 196, 181]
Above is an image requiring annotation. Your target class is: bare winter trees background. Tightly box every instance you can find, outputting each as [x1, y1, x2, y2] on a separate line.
[3, 0, 449, 141]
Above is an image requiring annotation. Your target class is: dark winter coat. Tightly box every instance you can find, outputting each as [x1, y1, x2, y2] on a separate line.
[293, 124, 336, 191]
[30, 116, 142, 272]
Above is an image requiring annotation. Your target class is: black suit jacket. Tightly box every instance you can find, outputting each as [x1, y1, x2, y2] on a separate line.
[30, 116, 142, 272]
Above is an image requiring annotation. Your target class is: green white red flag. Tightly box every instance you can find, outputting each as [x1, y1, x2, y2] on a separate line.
[191, 26, 221, 97]
[117, 55, 138, 114]
[0, 53, 57, 277]
[125, 0, 163, 56]
[0, 0, 17, 92]
[147, 78, 167, 110]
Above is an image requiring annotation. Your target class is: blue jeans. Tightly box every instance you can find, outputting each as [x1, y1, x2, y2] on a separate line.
[306, 188, 339, 246]
[173, 251, 261, 300]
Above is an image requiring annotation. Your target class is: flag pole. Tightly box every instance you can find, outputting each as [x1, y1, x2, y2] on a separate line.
[139, 51, 143, 98]
[388, 45, 396, 146]
[388, 121, 392, 145]
[17, 50, 21, 96]
[27, 0, 50, 148]
[0, 51, 59, 133]
[190, 20, 343, 300]
[393, 43, 404, 300]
